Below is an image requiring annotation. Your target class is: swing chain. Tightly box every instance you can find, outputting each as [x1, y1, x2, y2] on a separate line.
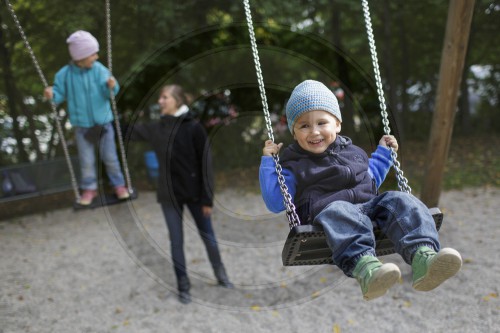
[105, 0, 113, 75]
[361, 0, 412, 194]
[5, 0, 81, 201]
[274, 156, 301, 228]
[105, 0, 134, 195]
[243, 0, 301, 228]
[242, 0, 274, 144]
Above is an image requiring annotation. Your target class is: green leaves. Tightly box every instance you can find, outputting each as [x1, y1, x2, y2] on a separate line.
[1, 0, 499, 169]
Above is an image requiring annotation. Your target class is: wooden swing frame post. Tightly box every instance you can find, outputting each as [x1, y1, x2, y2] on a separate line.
[421, 0, 476, 207]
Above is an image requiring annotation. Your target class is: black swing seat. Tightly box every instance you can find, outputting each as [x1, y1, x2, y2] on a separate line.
[73, 188, 138, 210]
[282, 207, 443, 266]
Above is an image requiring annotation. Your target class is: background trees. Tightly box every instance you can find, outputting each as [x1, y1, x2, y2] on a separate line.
[1, 0, 498, 167]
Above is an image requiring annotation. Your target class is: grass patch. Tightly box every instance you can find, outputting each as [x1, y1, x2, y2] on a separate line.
[386, 134, 500, 193]
[216, 134, 500, 194]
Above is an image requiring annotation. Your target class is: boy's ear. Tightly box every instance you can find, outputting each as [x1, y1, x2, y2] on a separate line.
[336, 121, 341, 133]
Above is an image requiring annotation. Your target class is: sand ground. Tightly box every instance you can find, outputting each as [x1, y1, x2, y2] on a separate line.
[1, 186, 499, 333]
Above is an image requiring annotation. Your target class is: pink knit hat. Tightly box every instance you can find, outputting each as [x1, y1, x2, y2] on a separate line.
[66, 30, 99, 61]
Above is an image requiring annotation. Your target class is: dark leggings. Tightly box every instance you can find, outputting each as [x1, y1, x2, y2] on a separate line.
[160, 200, 223, 280]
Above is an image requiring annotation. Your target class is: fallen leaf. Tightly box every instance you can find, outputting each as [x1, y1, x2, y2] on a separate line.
[483, 293, 498, 301]
[250, 305, 261, 311]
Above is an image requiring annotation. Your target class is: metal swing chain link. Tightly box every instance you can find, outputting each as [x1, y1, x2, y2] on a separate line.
[5, 0, 81, 200]
[242, 0, 274, 143]
[105, 0, 133, 194]
[361, 0, 412, 194]
[243, 0, 300, 228]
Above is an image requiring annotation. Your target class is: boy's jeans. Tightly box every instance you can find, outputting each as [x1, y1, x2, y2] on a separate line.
[314, 191, 440, 277]
[75, 122, 126, 190]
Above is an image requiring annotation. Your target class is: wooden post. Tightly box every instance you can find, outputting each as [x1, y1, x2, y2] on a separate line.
[420, 0, 476, 207]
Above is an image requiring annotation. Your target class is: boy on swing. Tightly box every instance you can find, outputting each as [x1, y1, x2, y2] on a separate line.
[260, 80, 462, 301]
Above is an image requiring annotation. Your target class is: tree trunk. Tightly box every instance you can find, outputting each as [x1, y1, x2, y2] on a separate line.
[330, 0, 354, 135]
[420, 0, 476, 207]
[136, 0, 145, 51]
[397, 2, 411, 138]
[0, 15, 30, 163]
[381, 1, 403, 140]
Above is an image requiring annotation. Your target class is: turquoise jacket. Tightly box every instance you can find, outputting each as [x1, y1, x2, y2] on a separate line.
[51, 61, 120, 128]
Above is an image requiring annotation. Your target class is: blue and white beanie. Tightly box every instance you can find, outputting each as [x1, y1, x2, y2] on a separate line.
[285, 80, 341, 133]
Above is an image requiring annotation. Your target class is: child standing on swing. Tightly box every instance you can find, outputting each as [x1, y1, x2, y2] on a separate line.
[260, 80, 462, 301]
[44, 30, 129, 205]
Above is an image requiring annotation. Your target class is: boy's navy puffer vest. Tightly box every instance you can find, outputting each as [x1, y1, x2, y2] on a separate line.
[281, 135, 377, 224]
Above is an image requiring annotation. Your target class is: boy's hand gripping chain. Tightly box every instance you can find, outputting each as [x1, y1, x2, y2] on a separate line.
[362, 0, 411, 194]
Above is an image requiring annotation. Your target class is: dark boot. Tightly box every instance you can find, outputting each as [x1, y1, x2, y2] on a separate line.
[214, 265, 234, 289]
[178, 290, 191, 304]
[177, 276, 191, 304]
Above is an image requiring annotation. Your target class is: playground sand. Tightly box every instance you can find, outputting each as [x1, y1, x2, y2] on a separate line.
[1, 186, 499, 333]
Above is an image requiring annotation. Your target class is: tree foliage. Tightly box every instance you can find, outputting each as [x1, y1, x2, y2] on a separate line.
[0, 0, 499, 166]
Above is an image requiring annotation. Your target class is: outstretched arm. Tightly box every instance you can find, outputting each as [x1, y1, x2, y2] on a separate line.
[48, 68, 68, 105]
[259, 140, 296, 213]
[97, 63, 119, 97]
[368, 135, 398, 188]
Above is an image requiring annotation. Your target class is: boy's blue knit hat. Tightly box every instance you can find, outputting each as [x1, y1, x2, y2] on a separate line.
[285, 80, 341, 133]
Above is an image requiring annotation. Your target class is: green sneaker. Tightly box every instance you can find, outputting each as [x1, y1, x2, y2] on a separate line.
[412, 246, 462, 291]
[352, 256, 401, 301]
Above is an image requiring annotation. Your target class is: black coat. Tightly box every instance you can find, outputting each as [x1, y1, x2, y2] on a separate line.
[128, 112, 214, 206]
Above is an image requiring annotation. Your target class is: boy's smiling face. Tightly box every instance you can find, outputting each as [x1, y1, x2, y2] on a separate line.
[292, 110, 341, 154]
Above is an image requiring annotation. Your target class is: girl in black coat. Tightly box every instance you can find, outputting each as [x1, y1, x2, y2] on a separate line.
[129, 84, 233, 304]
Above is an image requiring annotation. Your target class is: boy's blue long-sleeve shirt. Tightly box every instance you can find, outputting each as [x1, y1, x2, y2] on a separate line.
[259, 144, 393, 213]
[52, 61, 120, 128]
